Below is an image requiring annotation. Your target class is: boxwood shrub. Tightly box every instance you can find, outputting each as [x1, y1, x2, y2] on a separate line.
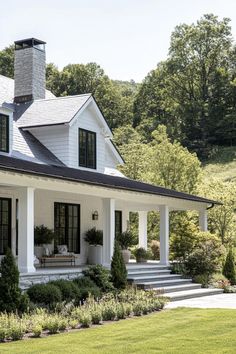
[27, 284, 62, 307]
[73, 276, 101, 301]
[49, 280, 80, 302]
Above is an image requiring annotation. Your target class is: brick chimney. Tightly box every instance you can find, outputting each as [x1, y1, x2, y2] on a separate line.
[14, 38, 46, 103]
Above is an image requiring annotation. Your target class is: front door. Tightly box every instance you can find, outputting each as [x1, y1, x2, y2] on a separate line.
[0, 198, 11, 255]
[54, 202, 80, 254]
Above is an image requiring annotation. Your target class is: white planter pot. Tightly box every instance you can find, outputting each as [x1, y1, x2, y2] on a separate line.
[121, 249, 131, 264]
[88, 245, 103, 265]
[34, 246, 44, 259]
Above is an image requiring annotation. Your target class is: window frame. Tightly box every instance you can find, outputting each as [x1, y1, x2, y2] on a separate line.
[54, 202, 80, 254]
[0, 198, 11, 255]
[0, 114, 9, 153]
[78, 128, 97, 169]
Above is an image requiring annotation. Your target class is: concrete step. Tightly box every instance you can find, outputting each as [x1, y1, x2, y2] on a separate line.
[129, 274, 182, 283]
[166, 288, 224, 301]
[127, 269, 171, 277]
[152, 283, 202, 294]
[126, 264, 170, 270]
[136, 278, 192, 289]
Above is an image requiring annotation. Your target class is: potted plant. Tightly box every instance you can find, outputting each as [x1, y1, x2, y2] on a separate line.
[34, 225, 55, 258]
[134, 247, 149, 263]
[84, 227, 103, 265]
[116, 230, 136, 263]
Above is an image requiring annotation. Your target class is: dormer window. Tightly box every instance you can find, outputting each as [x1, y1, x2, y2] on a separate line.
[79, 128, 96, 169]
[0, 114, 9, 153]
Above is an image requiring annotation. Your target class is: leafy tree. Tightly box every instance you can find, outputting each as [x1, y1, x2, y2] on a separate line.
[223, 248, 236, 285]
[200, 178, 236, 245]
[117, 125, 202, 194]
[0, 45, 14, 78]
[133, 14, 236, 154]
[111, 240, 127, 289]
[185, 232, 226, 282]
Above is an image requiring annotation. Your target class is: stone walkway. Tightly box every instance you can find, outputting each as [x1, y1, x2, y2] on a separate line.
[166, 293, 236, 309]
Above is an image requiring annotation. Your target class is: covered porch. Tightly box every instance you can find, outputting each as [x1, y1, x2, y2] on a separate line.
[0, 165, 210, 276]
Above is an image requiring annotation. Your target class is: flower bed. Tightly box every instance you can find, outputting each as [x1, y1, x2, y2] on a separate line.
[0, 288, 169, 343]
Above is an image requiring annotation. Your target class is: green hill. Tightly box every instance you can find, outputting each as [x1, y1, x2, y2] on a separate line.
[203, 147, 236, 183]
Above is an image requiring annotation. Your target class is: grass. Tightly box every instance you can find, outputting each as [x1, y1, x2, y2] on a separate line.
[203, 146, 236, 182]
[1, 308, 236, 354]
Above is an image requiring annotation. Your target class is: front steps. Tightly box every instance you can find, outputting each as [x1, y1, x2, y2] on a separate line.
[127, 263, 223, 301]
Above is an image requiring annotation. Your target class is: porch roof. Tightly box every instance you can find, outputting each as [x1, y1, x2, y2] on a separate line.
[0, 155, 221, 206]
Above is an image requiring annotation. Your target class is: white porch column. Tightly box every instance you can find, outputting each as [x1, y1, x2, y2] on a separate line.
[102, 198, 115, 266]
[199, 209, 208, 231]
[18, 187, 36, 273]
[159, 205, 169, 265]
[138, 211, 148, 250]
[122, 209, 130, 232]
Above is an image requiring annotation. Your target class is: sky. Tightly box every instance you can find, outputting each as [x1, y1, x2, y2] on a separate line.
[1, 0, 236, 82]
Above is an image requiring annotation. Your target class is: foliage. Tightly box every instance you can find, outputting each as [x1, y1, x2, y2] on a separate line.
[133, 14, 236, 154]
[200, 178, 236, 245]
[116, 125, 202, 194]
[150, 240, 160, 260]
[82, 265, 114, 292]
[84, 227, 103, 246]
[0, 45, 14, 78]
[27, 284, 62, 307]
[116, 230, 136, 250]
[73, 276, 101, 302]
[223, 248, 236, 285]
[134, 247, 149, 262]
[223, 285, 236, 293]
[34, 225, 55, 245]
[110, 240, 127, 289]
[0, 248, 29, 313]
[49, 280, 80, 302]
[209, 273, 230, 289]
[170, 214, 199, 261]
[185, 232, 226, 282]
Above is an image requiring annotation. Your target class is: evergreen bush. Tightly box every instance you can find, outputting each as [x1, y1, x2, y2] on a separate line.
[82, 265, 114, 292]
[0, 248, 29, 313]
[73, 276, 101, 302]
[111, 240, 127, 289]
[27, 283, 62, 307]
[49, 279, 80, 302]
[223, 248, 236, 285]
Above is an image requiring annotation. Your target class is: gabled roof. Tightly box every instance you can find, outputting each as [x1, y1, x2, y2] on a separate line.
[14, 94, 92, 128]
[0, 155, 221, 206]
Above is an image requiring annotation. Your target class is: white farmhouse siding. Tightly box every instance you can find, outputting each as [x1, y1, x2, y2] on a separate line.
[34, 189, 104, 265]
[29, 125, 70, 165]
[68, 104, 106, 172]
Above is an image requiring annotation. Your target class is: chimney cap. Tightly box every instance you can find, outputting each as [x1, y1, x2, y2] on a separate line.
[14, 38, 46, 51]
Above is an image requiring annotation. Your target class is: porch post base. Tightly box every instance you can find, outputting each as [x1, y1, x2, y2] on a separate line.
[19, 266, 36, 274]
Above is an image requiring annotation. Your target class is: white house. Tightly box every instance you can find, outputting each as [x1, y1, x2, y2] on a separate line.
[0, 38, 219, 279]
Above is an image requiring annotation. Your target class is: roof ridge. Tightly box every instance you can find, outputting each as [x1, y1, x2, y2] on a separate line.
[33, 93, 92, 103]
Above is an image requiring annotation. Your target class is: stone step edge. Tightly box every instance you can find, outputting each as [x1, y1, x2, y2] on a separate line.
[166, 288, 224, 301]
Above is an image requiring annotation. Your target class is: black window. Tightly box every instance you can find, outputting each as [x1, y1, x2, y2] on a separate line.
[79, 128, 96, 169]
[0, 198, 11, 255]
[54, 202, 80, 253]
[0, 114, 9, 153]
[115, 210, 122, 238]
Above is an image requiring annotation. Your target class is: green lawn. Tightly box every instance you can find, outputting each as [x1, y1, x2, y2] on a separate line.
[1, 308, 236, 354]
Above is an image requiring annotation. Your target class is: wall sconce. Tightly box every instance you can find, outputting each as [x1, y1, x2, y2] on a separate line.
[92, 210, 99, 220]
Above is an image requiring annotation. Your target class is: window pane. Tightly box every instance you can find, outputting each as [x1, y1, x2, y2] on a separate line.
[0, 199, 11, 255]
[79, 129, 96, 169]
[79, 129, 87, 166]
[54, 203, 80, 253]
[0, 115, 9, 152]
[87, 132, 96, 168]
